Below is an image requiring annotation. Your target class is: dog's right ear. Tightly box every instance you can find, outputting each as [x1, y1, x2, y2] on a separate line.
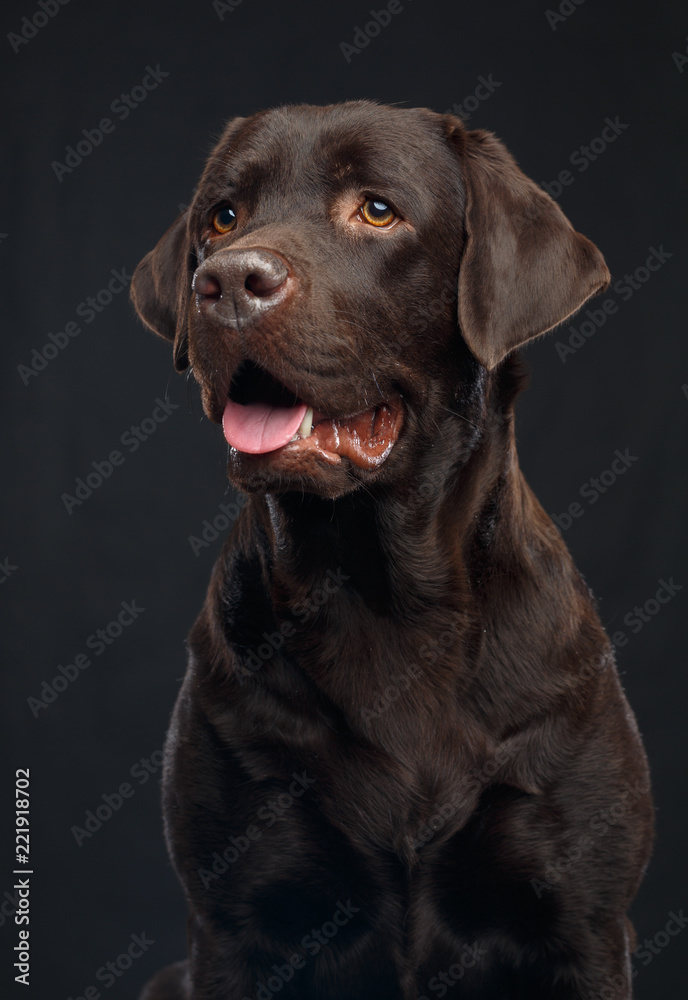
[130, 209, 191, 372]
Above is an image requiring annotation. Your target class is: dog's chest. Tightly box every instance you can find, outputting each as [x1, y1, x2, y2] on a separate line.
[216, 551, 495, 855]
[274, 624, 491, 855]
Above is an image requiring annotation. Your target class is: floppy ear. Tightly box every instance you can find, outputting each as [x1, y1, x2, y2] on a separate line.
[447, 121, 610, 370]
[130, 209, 191, 372]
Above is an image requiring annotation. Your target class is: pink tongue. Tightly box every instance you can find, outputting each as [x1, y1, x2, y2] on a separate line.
[222, 398, 308, 454]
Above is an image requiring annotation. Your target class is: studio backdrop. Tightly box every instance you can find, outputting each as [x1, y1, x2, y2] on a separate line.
[1, 0, 686, 997]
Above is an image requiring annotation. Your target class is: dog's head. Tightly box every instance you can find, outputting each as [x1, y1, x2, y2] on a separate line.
[131, 101, 608, 498]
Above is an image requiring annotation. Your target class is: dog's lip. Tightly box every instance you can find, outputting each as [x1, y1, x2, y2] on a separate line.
[280, 401, 403, 469]
[219, 363, 403, 469]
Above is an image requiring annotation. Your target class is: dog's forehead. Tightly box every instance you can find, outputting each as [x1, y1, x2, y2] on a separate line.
[204, 102, 460, 206]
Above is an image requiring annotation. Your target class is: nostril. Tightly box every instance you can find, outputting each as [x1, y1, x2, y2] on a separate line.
[194, 273, 222, 298]
[195, 252, 290, 317]
[244, 265, 288, 298]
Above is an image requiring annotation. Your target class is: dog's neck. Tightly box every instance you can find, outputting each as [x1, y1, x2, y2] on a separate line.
[242, 360, 528, 616]
[247, 397, 530, 628]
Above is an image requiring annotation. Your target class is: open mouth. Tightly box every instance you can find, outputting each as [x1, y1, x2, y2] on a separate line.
[222, 361, 402, 470]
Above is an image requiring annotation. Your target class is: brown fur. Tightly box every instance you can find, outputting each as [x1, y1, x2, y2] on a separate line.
[131, 101, 653, 1000]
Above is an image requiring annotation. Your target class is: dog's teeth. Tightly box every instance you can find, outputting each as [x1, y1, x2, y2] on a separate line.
[297, 406, 314, 438]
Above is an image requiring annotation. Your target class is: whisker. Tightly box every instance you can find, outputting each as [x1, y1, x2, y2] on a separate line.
[442, 406, 480, 430]
[344, 467, 376, 501]
[329, 309, 379, 336]
[325, 311, 388, 399]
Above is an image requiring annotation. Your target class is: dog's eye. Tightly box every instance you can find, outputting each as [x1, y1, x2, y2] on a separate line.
[360, 199, 396, 228]
[212, 206, 237, 234]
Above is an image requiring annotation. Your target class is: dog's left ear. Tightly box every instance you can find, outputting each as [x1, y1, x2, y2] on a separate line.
[445, 120, 610, 370]
[130, 209, 191, 372]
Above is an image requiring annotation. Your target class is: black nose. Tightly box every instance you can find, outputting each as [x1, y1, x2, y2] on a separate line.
[194, 249, 290, 327]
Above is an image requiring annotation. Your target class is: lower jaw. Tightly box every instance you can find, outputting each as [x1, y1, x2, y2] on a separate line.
[280, 402, 402, 470]
[226, 448, 357, 499]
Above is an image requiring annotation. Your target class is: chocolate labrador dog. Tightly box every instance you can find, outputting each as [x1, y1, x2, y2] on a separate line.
[131, 101, 653, 1000]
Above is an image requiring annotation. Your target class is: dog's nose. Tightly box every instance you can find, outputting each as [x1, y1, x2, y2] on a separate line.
[194, 249, 290, 327]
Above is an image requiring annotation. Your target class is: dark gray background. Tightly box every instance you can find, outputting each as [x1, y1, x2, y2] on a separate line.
[2, 0, 686, 996]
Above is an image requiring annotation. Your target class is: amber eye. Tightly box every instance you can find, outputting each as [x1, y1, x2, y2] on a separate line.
[360, 198, 396, 227]
[212, 205, 237, 234]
